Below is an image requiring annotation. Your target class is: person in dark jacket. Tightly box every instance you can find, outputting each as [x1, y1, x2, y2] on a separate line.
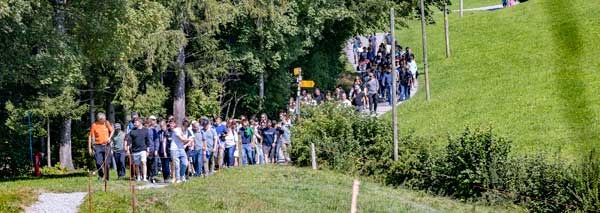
[145, 118, 159, 183]
[157, 119, 171, 183]
[127, 118, 150, 182]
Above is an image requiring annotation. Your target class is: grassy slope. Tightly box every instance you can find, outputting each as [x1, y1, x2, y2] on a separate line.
[0, 166, 521, 212]
[389, 0, 600, 160]
[448, 0, 502, 10]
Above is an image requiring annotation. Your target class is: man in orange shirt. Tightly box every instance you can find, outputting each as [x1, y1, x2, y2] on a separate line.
[88, 112, 114, 181]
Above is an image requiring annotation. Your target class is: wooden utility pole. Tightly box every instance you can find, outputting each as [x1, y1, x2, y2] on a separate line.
[460, 0, 464, 17]
[47, 119, 51, 167]
[420, 0, 431, 102]
[390, 8, 398, 161]
[444, 0, 451, 58]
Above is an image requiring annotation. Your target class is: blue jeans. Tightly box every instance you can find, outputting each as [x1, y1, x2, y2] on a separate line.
[225, 146, 235, 167]
[160, 157, 170, 180]
[255, 146, 264, 165]
[191, 150, 204, 176]
[241, 143, 254, 165]
[399, 84, 407, 101]
[93, 144, 110, 180]
[206, 151, 215, 173]
[114, 151, 126, 177]
[170, 149, 188, 181]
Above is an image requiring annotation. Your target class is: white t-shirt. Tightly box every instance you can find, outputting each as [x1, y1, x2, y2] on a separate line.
[409, 60, 418, 75]
[224, 129, 237, 148]
[342, 99, 352, 107]
[171, 128, 183, 150]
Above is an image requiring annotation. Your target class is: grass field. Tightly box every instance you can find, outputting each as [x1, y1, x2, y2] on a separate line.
[0, 166, 522, 212]
[388, 0, 600, 160]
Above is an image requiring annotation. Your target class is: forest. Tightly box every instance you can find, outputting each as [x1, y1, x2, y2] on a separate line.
[0, 0, 443, 177]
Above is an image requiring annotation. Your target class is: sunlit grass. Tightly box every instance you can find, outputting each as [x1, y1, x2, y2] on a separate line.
[389, 0, 600, 160]
[0, 166, 522, 212]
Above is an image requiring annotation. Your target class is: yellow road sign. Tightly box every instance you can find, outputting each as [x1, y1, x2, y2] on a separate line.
[293, 67, 301, 76]
[300, 80, 315, 88]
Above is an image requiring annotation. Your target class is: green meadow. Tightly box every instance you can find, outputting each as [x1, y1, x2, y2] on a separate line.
[389, 0, 600, 160]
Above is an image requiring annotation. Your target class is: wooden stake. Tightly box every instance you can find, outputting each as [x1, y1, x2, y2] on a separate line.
[460, 0, 464, 17]
[310, 143, 317, 170]
[444, 0, 451, 58]
[88, 170, 92, 213]
[419, 0, 431, 102]
[390, 7, 398, 161]
[350, 180, 360, 213]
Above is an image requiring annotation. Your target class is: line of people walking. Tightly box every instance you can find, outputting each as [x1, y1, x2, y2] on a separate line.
[297, 32, 418, 114]
[88, 111, 293, 184]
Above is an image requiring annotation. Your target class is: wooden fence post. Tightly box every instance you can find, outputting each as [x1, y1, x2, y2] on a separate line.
[311, 143, 317, 170]
[351, 180, 360, 213]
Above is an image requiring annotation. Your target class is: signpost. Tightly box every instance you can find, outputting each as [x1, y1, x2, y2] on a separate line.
[300, 80, 315, 88]
[293, 67, 315, 120]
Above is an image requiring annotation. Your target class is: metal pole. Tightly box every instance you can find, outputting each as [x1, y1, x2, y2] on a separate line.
[295, 70, 301, 120]
[28, 111, 33, 167]
[444, 0, 451, 58]
[420, 0, 431, 102]
[390, 8, 398, 161]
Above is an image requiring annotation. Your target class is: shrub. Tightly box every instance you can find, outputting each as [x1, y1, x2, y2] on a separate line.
[291, 105, 600, 212]
[434, 127, 511, 199]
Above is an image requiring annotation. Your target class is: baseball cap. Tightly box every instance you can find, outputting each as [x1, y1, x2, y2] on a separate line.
[149, 115, 157, 120]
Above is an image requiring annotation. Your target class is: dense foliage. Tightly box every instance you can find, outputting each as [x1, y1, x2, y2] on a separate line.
[291, 104, 600, 212]
[0, 0, 446, 177]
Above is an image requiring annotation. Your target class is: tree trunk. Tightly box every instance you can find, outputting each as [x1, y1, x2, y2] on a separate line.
[108, 101, 116, 124]
[89, 81, 95, 125]
[59, 117, 74, 170]
[55, 0, 73, 170]
[173, 43, 186, 126]
[259, 72, 265, 111]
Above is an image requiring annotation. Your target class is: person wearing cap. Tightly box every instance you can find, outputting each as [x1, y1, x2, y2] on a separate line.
[88, 112, 114, 181]
[200, 117, 218, 174]
[111, 123, 126, 179]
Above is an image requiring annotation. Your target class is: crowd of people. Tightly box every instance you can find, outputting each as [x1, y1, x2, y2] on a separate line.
[85, 33, 418, 184]
[295, 32, 418, 114]
[88, 111, 293, 184]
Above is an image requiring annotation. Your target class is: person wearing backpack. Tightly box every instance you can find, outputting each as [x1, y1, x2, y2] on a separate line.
[352, 86, 367, 112]
[88, 112, 114, 181]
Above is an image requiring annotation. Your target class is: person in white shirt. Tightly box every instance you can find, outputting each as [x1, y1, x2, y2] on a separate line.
[408, 56, 418, 88]
[341, 93, 352, 107]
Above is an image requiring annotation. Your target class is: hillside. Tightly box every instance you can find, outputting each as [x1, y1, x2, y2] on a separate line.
[1, 166, 520, 212]
[388, 0, 600, 160]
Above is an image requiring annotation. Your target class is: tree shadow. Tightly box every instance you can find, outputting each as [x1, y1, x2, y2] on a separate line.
[544, 0, 595, 144]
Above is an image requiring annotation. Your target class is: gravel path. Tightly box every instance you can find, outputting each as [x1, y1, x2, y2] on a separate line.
[24, 192, 87, 213]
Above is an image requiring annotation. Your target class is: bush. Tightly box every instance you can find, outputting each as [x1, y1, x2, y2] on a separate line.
[291, 105, 600, 212]
[434, 127, 511, 199]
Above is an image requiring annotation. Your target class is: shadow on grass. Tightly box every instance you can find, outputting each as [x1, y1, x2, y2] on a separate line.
[544, 0, 596, 144]
[0, 171, 88, 182]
